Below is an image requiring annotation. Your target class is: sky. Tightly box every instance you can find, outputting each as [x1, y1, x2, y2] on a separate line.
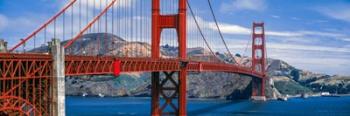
[0, 0, 350, 76]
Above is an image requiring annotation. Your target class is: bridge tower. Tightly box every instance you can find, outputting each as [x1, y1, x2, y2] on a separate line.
[151, 0, 187, 115]
[251, 22, 266, 98]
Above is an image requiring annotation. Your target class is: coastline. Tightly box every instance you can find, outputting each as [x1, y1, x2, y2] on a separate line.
[67, 93, 350, 101]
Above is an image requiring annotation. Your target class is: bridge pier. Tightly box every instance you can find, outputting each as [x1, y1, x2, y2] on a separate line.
[49, 39, 66, 116]
[0, 39, 8, 53]
[251, 78, 266, 101]
[151, 70, 187, 116]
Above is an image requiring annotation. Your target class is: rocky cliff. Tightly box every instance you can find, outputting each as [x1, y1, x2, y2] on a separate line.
[267, 59, 350, 95]
[35, 33, 350, 99]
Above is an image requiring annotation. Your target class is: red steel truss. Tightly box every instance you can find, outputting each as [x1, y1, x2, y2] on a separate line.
[0, 53, 265, 115]
[0, 53, 264, 78]
[0, 53, 52, 116]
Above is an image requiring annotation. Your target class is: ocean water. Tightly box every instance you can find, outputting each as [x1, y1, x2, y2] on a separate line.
[66, 96, 350, 116]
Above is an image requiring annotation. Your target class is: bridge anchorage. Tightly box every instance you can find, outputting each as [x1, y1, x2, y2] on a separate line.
[1, 0, 268, 115]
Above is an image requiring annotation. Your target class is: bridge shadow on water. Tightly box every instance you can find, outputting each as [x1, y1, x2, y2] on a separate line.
[188, 100, 247, 115]
[189, 101, 270, 116]
[187, 80, 266, 115]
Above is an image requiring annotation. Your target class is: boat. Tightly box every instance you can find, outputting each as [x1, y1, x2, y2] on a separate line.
[301, 93, 308, 99]
[98, 93, 105, 98]
[321, 92, 330, 96]
[277, 96, 288, 101]
[82, 92, 88, 97]
[321, 92, 340, 97]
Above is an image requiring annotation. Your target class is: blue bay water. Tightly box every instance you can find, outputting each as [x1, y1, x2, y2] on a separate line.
[66, 96, 350, 116]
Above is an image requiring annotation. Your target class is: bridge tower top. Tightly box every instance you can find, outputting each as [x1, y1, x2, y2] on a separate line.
[151, 0, 187, 60]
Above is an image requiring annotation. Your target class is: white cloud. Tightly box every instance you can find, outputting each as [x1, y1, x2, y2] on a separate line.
[317, 5, 350, 22]
[339, 38, 350, 42]
[79, 0, 136, 9]
[220, 0, 267, 12]
[213, 39, 350, 54]
[207, 38, 350, 75]
[208, 22, 251, 35]
[267, 48, 350, 75]
[186, 15, 350, 47]
[315, 20, 328, 23]
[201, 18, 350, 40]
[266, 31, 303, 37]
[0, 14, 9, 32]
[267, 43, 350, 53]
[205, 22, 318, 37]
[271, 15, 280, 19]
[291, 17, 300, 21]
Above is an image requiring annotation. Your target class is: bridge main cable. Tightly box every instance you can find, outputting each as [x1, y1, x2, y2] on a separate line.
[8, 0, 78, 52]
[187, 0, 220, 61]
[64, 0, 117, 49]
[207, 0, 238, 64]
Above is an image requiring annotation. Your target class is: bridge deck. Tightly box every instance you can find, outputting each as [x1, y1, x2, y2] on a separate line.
[0, 53, 264, 79]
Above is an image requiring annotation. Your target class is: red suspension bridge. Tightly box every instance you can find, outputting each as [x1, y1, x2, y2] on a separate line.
[0, 0, 267, 115]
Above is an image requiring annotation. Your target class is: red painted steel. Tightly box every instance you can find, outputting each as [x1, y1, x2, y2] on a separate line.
[0, 53, 265, 78]
[0, 52, 265, 108]
[0, 54, 265, 115]
[0, 53, 52, 115]
[113, 60, 121, 76]
[0, 96, 39, 115]
[251, 22, 267, 96]
[151, 0, 187, 115]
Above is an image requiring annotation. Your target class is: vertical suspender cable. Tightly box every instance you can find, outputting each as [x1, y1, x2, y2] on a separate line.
[54, 20, 56, 40]
[207, 0, 237, 63]
[135, 0, 138, 56]
[87, 0, 90, 33]
[44, 27, 47, 47]
[63, 11, 66, 41]
[139, 0, 141, 57]
[131, 0, 134, 57]
[112, 0, 114, 35]
[79, 0, 82, 31]
[34, 35, 36, 49]
[187, 0, 220, 62]
[136, 0, 139, 56]
[112, 0, 115, 52]
[71, 3, 74, 53]
[93, 0, 96, 32]
[105, 0, 108, 53]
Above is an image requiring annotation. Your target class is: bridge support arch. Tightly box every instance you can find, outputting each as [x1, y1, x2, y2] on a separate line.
[0, 96, 39, 116]
[251, 22, 267, 100]
[151, 0, 187, 115]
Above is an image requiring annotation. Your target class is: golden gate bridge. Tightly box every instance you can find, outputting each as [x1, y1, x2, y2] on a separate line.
[0, 0, 267, 115]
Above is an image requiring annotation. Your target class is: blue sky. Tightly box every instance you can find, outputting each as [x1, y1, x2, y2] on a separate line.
[0, 0, 350, 76]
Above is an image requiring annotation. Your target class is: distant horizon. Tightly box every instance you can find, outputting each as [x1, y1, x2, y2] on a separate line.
[0, 0, 349, 76]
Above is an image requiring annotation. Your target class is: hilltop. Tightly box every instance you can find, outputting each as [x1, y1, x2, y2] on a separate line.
[33, 33, 350, 99]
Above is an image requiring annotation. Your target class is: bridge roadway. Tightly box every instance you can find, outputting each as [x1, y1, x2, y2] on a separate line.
[0, 53, 264, 79]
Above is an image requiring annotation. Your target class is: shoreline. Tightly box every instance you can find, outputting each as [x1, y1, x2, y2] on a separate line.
[67, 93, 350, 101]
[283, 93, 350, 99]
